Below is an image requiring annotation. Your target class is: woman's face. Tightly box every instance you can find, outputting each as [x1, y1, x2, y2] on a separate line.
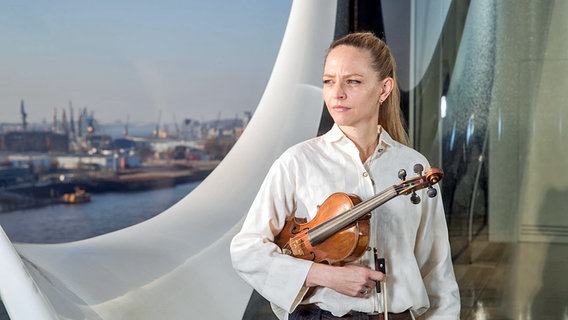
[323, 45, 386, 130]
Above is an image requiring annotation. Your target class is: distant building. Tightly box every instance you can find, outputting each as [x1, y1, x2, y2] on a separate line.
[56, 153, 141, 170]
[0, 166, 34, 187]
[0, 131, 68, 152]
[86, 134, 113, 153]
[6, 154, 55, 171]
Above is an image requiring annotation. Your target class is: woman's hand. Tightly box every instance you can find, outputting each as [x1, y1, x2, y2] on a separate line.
[305, 262, 384, 297]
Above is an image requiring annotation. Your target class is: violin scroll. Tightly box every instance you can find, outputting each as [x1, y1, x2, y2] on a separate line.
[425, 167, 444, 185]
[396, 165, 444, 203]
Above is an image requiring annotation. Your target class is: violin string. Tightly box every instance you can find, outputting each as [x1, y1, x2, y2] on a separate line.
[283, 174, 438, 258]
[287, 178, 427, 253]
[309, 187, 398, 244]
[291, 186, 399, 249]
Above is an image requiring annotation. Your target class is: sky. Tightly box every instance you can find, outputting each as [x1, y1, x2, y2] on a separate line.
[0, 0, 292, 125]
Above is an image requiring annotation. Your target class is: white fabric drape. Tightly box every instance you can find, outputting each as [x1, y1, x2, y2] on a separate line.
[0, 1, 336, 319]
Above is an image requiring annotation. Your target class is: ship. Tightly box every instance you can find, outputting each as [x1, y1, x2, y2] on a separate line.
[61, 187, 91, 204]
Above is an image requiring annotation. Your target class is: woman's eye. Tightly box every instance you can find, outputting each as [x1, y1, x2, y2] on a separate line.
[323, 79, 333, 84]
[347, 79, 361, 84]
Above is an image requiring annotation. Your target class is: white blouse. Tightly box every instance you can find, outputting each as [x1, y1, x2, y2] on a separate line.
[230, 124, 460, 319]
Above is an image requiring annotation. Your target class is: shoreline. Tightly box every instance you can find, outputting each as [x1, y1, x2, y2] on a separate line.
[0, 160, 218, 214]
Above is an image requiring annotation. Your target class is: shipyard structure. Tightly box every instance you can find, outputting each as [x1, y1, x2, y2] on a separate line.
[0, 101, 251, 211]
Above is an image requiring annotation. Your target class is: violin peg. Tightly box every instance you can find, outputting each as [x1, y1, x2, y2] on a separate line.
[413, 164, 424, 174]
[410, 192, 421, 204]
[398, 169, 407, 181]
[427, 187, 437, 198]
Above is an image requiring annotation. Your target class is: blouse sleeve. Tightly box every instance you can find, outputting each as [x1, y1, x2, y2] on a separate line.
[230, 157, 313, 313]
[414, 183, 461, 319]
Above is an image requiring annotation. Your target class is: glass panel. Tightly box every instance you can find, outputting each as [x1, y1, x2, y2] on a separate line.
[0, 2, 290, 244]
[411, 0, 568, 318]
[0, 2, 290, 318]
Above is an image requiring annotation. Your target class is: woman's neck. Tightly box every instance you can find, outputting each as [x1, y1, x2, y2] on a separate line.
[339, 125, 381, 163]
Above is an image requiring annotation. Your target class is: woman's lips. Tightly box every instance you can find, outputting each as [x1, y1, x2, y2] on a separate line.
[332, 105, 350, 112]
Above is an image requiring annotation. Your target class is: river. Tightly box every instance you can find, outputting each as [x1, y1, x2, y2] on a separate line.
[0, 181, 201, 244]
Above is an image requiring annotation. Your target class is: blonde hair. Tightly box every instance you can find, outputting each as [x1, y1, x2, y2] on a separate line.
[327, 32, 409, 145]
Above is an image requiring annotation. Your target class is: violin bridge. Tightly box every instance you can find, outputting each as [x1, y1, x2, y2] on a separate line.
[289, 238, 305, 256]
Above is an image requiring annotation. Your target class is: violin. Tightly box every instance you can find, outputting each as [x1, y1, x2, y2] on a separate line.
[275, 164, 443, 265]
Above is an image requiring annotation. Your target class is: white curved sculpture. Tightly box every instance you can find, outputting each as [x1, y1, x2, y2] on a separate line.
[0, 1, 337, 319]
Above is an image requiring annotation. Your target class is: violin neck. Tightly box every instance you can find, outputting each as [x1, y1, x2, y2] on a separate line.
[308, 186, 399, 246]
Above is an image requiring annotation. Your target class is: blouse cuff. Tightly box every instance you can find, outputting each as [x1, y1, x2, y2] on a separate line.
[265, 256, 313, 312]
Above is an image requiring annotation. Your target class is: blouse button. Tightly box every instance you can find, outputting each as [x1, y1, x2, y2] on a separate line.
[378, 148, 384, 153]
[363, 172, 369, 177]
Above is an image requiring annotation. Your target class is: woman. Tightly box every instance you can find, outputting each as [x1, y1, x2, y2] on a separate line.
[231, 32, 460, 320]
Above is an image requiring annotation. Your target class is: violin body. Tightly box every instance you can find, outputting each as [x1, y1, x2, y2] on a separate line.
[275, 192, 371, 266]
[274, 166, 444, 266]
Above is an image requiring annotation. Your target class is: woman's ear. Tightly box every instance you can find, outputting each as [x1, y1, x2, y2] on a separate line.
[379, 77, 394, 103]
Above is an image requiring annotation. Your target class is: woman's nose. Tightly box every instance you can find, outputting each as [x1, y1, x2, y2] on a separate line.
[334, 83, 346, 99]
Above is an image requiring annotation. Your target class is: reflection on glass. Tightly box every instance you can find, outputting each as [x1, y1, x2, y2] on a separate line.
[412, 0, 568, 319]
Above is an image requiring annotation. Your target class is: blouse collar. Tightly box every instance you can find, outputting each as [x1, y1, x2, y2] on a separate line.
[323, 124, 395, 150]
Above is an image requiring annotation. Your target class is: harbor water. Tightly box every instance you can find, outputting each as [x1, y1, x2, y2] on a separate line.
[0, 181, 201, 244]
